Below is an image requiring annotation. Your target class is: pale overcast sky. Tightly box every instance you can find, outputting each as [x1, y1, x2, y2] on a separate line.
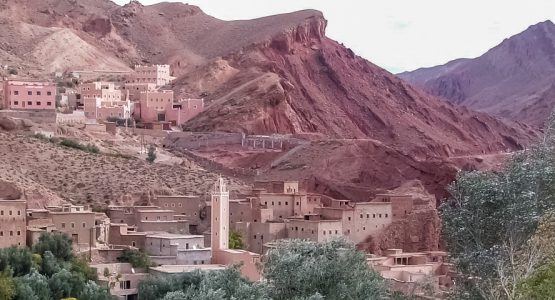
[113, 0, 555, 73]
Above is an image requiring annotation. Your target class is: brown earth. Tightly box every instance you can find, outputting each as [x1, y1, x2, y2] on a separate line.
[399, 20, 555, 128]
[0, 131, 247, 209]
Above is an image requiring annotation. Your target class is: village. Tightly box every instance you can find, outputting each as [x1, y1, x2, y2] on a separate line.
[0, 65, 454, 299]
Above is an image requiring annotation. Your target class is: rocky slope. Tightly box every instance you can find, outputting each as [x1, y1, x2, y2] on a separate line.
[399, 20, 555, 127]
[0, 131, 246, 209]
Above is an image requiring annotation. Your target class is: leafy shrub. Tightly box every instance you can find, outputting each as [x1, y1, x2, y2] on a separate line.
[146, 145, 156, 163]
[117, 249, 151, 269]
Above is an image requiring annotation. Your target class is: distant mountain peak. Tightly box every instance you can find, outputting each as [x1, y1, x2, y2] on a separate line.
[399, 19, 555, 127]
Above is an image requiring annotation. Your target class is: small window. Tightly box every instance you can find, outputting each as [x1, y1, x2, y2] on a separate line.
[348, 217, 351, 221]
[71, 223, 75, 228]
[47, 101, 52, 106]
[9, 211, 12, 216]
[178, 203, 182, 207]
[285, 202, 288, 205]
[323, 231, 326, 235]
[36, 91, 41, 96]
[47, 91, 52, 96]
[367, 214, 370, 218]
[253, 235, 257, 239]
[28, 91, 32, 95]
[132, 241, 136, 247]
[61, 223, 65, 228]
[14, 91, 19, 95]
[17, 211, 20, 216]
[385, 213, 388, 218]
[373, 214, 376, 218]
[278, 201, 281, 206]
[17, 231, 20, 236]
[360, 214, 363, 219]
[363, 227, 366, 230]
[36, 101, 41, 106]
[0, 232, 3, 236]
[379, 214, 382, 218]
[13, 101, 18, 105]
[0, 211, 3, 216]
[27, 101, 32, 106]
[9, 231, 13, 236]
[164, 203, 168, 207]
[82, 222, 86, 228]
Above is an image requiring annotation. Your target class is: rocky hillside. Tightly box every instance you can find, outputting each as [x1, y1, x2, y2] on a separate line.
[0, 0, 541, 202]
[0, 131, 246, 209]
[399, 20, 555, 127]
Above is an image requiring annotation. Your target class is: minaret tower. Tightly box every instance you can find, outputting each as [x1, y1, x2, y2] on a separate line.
[211, 176, 229, 251]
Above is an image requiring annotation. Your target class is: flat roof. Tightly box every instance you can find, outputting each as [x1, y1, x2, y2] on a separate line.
[136, 209, 174, 213]
[150, 264, 225, 274]
[146, 233, 204, 239]
[0, 199, 26, 203]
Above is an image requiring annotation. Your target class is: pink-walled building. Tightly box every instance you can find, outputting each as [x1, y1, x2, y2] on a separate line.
[127, 65, 173, 87]
[134, 90, 174, 123]
[79, 82, 122, 102]
[3, 80, 56, 110]
[165, 98, 204, 125]
[84, 97, 132, 120]
[121, 82, 157, 102]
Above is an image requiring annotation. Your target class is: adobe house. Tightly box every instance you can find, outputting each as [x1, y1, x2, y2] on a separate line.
[0, 199, 26, 248]
[127, 64, 173, 87]
[367, 249, 454, 295]
[3, 80, 56, 110]
[145, 233, 211, 266]
[286, 214, 343, 242]
[153, 195, 204, 229]
[91, 262, 148, 300]
[133, 89, 173, 123]
[27, 204, 96, 251]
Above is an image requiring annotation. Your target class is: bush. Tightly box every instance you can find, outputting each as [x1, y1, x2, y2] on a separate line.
[229, 230, 245, 250]
[33, 232, 73, 262]
[60, 138, 85, 150]
[117, 249, 151, 269]
[59, 139, 99, 154]
[146, 145, 156, 163]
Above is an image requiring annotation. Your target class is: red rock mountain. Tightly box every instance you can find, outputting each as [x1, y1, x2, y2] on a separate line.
[399, 20, 555, 127]
[0, 0, 539, 198]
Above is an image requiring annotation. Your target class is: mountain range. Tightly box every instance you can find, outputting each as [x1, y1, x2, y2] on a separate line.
[0, 0, 541, 200]
[399, 20, 555, 127]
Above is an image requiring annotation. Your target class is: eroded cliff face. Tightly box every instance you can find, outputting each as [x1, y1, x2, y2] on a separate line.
[184, 14, 537, 158]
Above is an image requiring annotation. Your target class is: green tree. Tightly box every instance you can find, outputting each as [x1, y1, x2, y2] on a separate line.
[40, 251, 61, 277]
[146, 145, 157, 163]
[262, 239, 388, 300]
[49, 269, 74, 299]
[139, 267, 267, 300]
[229, 230, 245, 250]
[517, 261, 555, 299]
[33, 232, 73, 261]
[13, 269, 51, 300]
[440, 115, 555, 299]
[0, 247, 33, 277]
[76, 281, 112, 300]
[70, 255, 97, 281]
[0, 272, 14, 300]
[117, 249, 151, 269]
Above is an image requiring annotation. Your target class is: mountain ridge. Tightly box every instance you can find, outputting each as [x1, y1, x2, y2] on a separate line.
[399, 20, 555, 127]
